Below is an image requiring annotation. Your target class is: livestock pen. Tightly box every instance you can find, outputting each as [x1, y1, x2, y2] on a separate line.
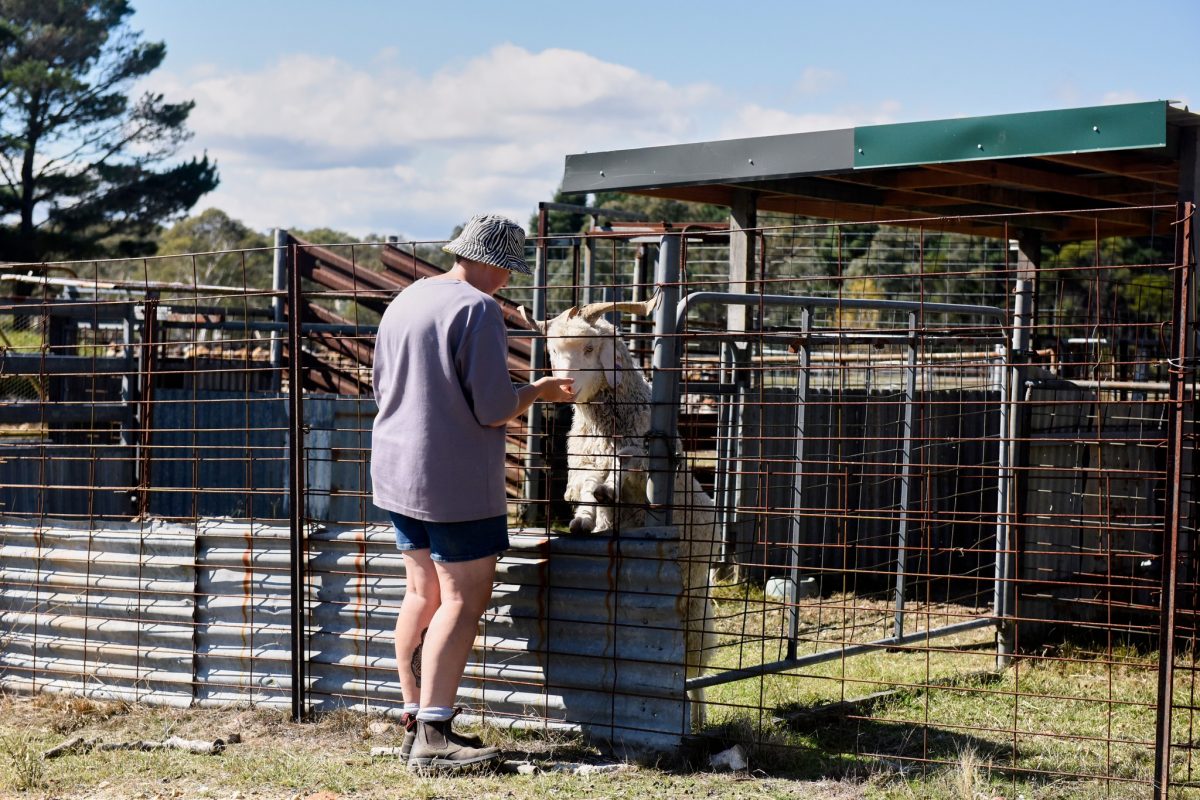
[1, 101, 1199, 797]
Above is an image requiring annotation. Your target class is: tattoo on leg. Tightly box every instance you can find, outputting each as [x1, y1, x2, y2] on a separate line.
[411, 627, 427, 688]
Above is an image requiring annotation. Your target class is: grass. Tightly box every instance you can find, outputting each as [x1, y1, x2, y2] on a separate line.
[694, 583, 1166, 798]
[0, 693, 863, 799]
[0, 589, 1183, 799]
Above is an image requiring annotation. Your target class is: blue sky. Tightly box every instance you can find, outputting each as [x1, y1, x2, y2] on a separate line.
[131, 0, 1199, 241]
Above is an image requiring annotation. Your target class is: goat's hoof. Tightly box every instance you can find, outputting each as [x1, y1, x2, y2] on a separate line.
[569, 516, 595, 535]
[593, 484, 616, 504]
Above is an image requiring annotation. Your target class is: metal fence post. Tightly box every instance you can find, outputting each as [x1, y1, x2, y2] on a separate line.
[647, 234, 681, 527]
[286, 241, 308, 722]
[270, 228, 288, 394]
[893, 311, 918, 639]
[787, 306, 812, 656]
[997, 235, 1036, 668]
[1154, 200, 1195, 798]
[521, 206, 550, 526]
[135, 297, 159, 519]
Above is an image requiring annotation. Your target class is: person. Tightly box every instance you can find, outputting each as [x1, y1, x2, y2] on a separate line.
[371, 214, 574, 772]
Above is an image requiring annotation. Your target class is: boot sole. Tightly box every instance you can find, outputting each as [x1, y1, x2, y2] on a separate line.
[407, 752, 500, 773]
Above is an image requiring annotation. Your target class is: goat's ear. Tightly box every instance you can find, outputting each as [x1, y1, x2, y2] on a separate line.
[518, 305, 548, 335]
[599, 339, 621, 389]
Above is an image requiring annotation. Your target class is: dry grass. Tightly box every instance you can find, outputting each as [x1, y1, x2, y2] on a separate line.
[0, 588, 1172, 799]
[0, 691, 865, 800]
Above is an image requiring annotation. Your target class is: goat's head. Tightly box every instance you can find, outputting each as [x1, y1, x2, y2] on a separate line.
[520, 294, 660, 402]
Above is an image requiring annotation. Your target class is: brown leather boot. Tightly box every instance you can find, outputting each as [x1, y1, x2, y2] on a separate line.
[407, 717, 499, 772]
[398, 712, 417, 761]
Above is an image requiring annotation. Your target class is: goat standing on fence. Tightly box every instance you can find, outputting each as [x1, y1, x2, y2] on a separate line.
[371, 214, 574, 771]
[522, 295, 719, 728]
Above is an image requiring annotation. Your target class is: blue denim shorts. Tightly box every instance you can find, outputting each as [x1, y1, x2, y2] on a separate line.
[388, 511, 510, 563]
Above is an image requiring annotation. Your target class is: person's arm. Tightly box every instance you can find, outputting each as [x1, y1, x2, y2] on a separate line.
[486, 376, 574, 427]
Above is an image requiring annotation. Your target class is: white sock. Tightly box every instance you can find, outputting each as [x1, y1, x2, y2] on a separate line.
[403, 703, 419, 716]
[416, 706, 454, 722]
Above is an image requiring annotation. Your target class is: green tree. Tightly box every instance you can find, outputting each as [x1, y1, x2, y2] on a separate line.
[534, 187, 729, 236]
[592, 190, 727, 226]
[153, 207, 270, 286]
[0, 0, 218, 262]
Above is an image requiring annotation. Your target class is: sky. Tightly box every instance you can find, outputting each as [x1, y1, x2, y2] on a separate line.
[130, 0, 1200, 242]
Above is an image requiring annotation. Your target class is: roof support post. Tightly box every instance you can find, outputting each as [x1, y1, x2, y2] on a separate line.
[997, 231, 1038, 669]
[727, 190, 758, 334]
[646, 234, 682, 527]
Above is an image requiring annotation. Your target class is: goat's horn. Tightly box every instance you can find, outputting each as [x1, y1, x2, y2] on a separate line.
[578, 292, 661, 323]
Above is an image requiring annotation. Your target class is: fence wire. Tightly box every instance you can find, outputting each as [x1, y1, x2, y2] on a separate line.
[0, 206, 1195, 794]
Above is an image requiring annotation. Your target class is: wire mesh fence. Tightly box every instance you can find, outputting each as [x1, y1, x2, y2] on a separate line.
[0, 205, 1196, 794]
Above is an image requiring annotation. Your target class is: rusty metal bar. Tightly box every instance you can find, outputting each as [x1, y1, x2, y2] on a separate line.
[1154, 201, 1194, 798]
[286, 241, 308, 722]
[520, 205, 550, 526]
[135, 298, 159, 518]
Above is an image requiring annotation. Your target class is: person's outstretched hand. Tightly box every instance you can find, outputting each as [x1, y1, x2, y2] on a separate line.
[536, 376, 575, 402]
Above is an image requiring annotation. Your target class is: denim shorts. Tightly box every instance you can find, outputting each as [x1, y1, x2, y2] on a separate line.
[388, 511, 510, 563]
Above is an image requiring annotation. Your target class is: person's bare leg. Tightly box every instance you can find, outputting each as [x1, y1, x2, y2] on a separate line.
[419, 554, 498, 709]
[395, 549, 440, 706]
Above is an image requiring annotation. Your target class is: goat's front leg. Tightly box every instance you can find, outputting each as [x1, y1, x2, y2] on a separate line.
[565, 470, 605, 534]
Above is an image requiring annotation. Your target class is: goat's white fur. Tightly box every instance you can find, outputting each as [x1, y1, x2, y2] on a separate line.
[526, 298, 719, 729]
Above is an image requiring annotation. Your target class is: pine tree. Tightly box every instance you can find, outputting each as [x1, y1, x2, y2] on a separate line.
[0, 0, 218, 262]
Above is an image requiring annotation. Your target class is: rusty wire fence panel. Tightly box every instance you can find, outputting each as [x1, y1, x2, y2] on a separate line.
[0, 207, 1196, 792]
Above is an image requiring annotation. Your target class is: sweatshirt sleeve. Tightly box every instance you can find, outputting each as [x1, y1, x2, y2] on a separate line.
[456, 302, 520, 427]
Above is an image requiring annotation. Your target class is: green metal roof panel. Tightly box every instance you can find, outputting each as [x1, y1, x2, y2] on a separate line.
[853, 101, 1168, 169]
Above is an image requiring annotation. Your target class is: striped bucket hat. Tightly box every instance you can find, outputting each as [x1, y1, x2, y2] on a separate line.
[443, 214, 532, 275]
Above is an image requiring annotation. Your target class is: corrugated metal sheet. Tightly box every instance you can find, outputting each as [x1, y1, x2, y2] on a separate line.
[0, 516, 690, 756]
[744, 387, 1001, 587]
[301, 522, 689, 753]
[150, 390, 290, 519]
[0, 516, 195, 706]
[0, 444, 134, 518]
[303, 397, 387, 525]
[195, 519, 293, 707]
[1020, 386, 1167, 637]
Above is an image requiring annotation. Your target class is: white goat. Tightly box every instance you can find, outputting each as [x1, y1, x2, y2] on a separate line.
[522, 296, 719, 728]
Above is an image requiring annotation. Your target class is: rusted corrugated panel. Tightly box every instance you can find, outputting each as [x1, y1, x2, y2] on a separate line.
[0, 517, 196, 706]
[2, 516, 691, 756]
[194, 519, 292, 708]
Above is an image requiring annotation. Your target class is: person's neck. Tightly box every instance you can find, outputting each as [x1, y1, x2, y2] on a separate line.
[447, 260, 502, 296]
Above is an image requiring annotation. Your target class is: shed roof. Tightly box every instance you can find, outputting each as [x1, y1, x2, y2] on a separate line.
[561, 100, 1200, 241]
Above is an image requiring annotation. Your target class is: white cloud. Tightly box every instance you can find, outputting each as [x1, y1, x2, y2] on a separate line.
[795, 67, 843, 95]
[1100, 90, 1144, 106]
[718, 101, 901, 140]
[146, 45, 897, 240]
